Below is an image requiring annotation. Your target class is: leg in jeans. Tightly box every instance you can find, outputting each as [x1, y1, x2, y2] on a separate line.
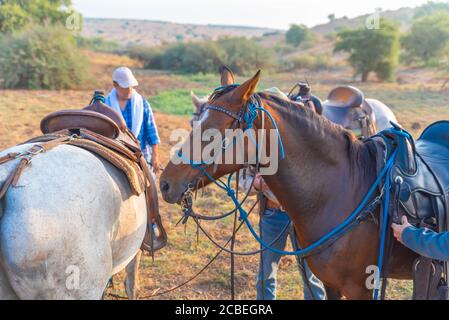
[289, 228, 327, 300]
[256, 208, 290, 300]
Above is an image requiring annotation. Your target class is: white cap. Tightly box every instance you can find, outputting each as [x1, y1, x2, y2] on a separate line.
[112, 67, 138, 88]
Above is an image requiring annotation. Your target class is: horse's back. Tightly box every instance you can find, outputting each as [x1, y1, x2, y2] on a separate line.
[0, 143, 145, 299]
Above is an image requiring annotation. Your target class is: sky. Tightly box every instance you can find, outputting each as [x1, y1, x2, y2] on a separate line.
[72, 0, 438, 30]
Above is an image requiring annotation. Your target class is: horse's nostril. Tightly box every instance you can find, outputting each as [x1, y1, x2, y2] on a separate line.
[160, 180, 170, 193]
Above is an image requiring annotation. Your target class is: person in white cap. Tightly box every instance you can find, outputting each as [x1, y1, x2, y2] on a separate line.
[105, 67, 161, 173]
[105, 67, 164, 253]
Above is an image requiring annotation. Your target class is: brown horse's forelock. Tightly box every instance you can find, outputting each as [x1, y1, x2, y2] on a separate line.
[208, 85, 238, 104]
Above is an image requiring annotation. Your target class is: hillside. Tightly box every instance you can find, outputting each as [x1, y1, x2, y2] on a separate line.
[312, 7, 416, 34]
[81, 5, 423, 48]
[82, 18, 276, 47]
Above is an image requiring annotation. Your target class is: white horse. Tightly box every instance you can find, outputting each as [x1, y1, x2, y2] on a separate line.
[364, 98, 398, 131]
[0, 143, 146, 299]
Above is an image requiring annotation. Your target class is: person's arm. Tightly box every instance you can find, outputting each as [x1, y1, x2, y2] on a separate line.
[239, 168, 257, 196]
[143, 99, 161, 172]
[402, 227, 449, 261]
[392, 216, 449, 261]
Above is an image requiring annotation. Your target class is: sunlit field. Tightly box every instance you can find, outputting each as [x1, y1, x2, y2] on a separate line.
[1, 51, 448, 300]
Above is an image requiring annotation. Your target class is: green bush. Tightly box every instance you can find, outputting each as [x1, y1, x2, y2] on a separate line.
[137, 37, 276, 74]
[0, 25, 88, 89]
[285, 24, 309, 47]
[402, 11, 449, 66]
[217, 37, 276, 74]
[170, 42, 226, 73]
[0, 0, 75, 33]
[76, 36, 121, 53]
[334, 19, 400, 82]
[287, 54, 333, 71]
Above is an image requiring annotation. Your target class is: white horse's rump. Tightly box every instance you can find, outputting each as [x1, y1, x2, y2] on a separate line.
[0, 143, 146, 299]
[365, 98, 398, 132]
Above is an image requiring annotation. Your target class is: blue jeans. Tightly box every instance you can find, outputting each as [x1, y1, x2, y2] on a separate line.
[256, 208, 327, 300]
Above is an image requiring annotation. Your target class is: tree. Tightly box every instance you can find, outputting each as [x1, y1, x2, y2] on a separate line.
[285, 24, 309, 47]
[402, 11, 449, 66]
[334, 19, 400, 82]
[414, 1, 449, 19]
[328, 14, 336, 22]
[0, 0, 74, 33]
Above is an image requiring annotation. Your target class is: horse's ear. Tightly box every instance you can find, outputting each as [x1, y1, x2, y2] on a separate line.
[231, 70, 261, 104]
[220, 65, 235, 86]
[191, 91, 203, 110]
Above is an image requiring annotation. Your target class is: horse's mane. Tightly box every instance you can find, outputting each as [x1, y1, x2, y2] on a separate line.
[257, 91, 375, 179]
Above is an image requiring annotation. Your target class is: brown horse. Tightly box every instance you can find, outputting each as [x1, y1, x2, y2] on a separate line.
[160, 68, 417, 299]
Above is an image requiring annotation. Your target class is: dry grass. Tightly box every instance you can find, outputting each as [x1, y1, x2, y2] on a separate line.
[1, 52, 449, 300]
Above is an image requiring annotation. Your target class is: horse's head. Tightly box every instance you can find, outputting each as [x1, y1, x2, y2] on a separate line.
[160, 66, 261, 204]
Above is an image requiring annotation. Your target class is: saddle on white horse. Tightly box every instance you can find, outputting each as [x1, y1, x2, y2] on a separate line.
[323, 86, 376, 138]
[0, 91, 167, 254]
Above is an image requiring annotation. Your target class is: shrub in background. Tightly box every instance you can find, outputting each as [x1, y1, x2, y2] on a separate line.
[402, 11, 449, 66]
[130, 37, 276, 75]
[0, 25, 88, 89]
[334, 19, 400, 82]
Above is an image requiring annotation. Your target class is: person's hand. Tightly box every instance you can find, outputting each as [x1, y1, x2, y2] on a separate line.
[392, 216, 412, 244]
[253, 174, 263, 191]
[152, 156, 161, 174]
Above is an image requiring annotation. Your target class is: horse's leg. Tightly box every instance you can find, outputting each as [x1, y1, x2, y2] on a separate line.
[124, 250, 142, 300]
[342, 284, 372, 300]
[324, 285, 342, 300]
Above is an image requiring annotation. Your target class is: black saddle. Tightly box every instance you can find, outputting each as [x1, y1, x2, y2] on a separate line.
[323, 86, 376, 138]
[375, 121, 449, 227]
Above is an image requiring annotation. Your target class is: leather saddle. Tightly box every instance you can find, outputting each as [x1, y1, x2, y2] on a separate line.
[41, 91, 126, 140]
[375, 121, 449, 227]
[39, 91, 167, 253]
[323, 86, 376, 138]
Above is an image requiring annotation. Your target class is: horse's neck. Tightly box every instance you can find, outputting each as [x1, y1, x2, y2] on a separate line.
[258, 97, 377, 242]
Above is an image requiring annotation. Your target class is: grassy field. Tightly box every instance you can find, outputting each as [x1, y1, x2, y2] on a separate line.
[1, 52, 449, 300]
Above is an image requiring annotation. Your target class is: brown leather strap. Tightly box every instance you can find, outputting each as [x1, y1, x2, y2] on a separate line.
[0, 153, 20, 164]
[0, 135, 72, 200]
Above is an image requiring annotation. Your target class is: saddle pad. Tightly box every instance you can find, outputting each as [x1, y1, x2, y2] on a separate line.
[262, 87, 290, 101]
[27, 133, 146, 196]
[68, 138, 146, 195]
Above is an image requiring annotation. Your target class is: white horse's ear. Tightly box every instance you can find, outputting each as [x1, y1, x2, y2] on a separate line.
[191, 91, 204, 110]
[231, 70, 261, 104]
